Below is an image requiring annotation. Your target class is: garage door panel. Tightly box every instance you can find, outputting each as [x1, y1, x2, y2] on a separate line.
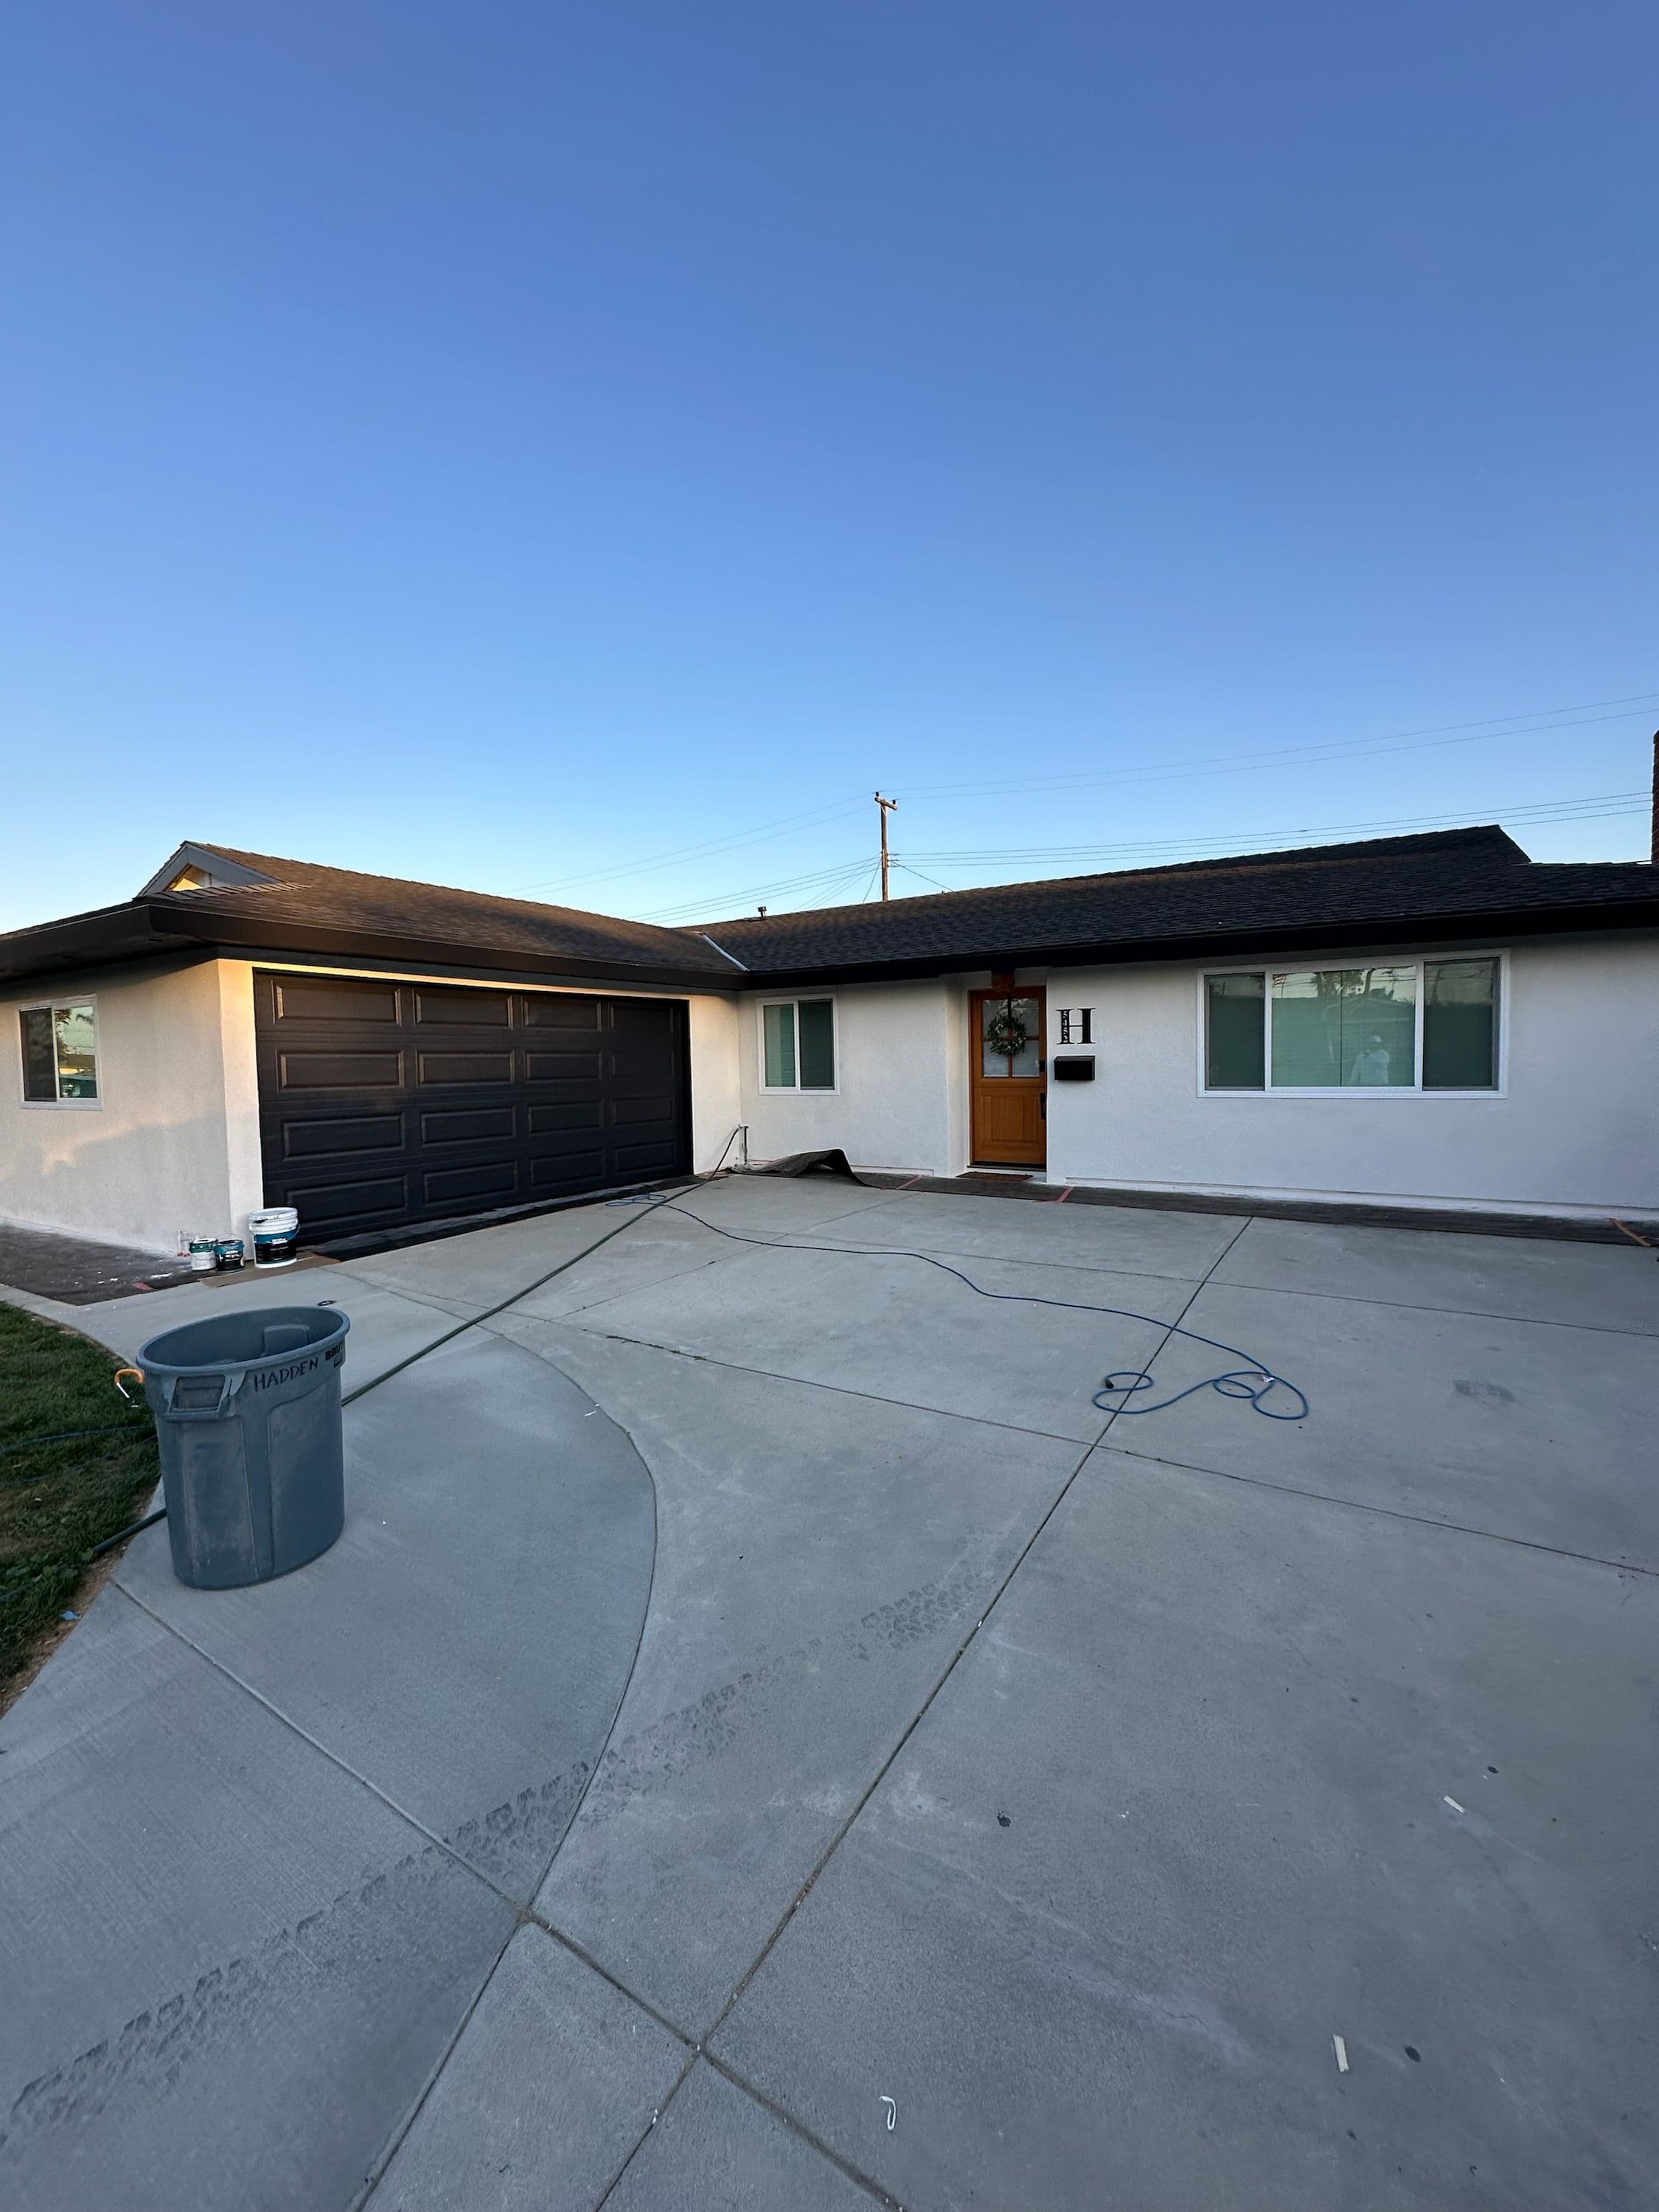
[412, 987, 511, 1026]
[528, 1150, 609, 1191]
[419, 1105, 518, 1145]
[612, 1049, 678, 1082]
[611, 1045, 670, 1068]
[283, 1175, 411, 1223]
[524, 1050, 604, 1082]
[611, 1093, 677, 1127]
[523, 998, 601, 1030]
[274, 976, 400, 1025]
[257, 976, 689, 1239]
[619, 1141, 681, 1177]
[278, 1050, 404, 1091]
[527, 1101, 604, 1133]
[422, 1161, 521, 1206]
[281, 1114, 407, 1159]
[416, 1050, 517, 1085]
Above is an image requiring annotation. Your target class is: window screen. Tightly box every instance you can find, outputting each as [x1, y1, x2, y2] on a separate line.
[1270, 967, 1416, 1088]
[1205, 973, 1265, 1089]
[762, 1002, 796, 1088]
[797, 1000, 835, 1089]
[1423, 959, 1498, 1088]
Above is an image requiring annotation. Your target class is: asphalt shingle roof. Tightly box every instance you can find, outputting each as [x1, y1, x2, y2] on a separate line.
[1, 826, 1654, 992]
[159, 844, 742, 979]
[697, 827, 1659, 978]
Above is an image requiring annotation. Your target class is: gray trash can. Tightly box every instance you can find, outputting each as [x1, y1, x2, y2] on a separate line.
[136, 1306, 351, 1590]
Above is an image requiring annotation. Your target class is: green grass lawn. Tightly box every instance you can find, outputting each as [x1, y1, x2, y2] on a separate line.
[0, 1302, 160, 1697]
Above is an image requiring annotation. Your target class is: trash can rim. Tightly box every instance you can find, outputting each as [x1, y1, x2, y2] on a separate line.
[137, 1304, 350, 1375]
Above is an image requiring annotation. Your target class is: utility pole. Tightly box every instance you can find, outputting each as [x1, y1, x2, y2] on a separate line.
[874, 792, 898, 901]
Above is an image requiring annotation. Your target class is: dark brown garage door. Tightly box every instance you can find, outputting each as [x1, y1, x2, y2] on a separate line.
[254, 970, 691, 1240]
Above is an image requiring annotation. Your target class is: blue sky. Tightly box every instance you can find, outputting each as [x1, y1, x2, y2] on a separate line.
[3, 1, 1655, 933]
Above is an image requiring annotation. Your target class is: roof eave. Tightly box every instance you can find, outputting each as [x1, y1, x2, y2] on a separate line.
[6, 890, 1652, 995]
[0, 899, 737, 992]
[0, 901, 216, 987]
[173, 907, 737, 990]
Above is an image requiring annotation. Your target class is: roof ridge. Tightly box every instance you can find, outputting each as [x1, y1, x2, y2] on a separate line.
[701, 825, 1526, 933]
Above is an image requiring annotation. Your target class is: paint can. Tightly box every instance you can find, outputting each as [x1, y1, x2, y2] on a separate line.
[215, 1237, 246, 1270]
[188, 1238, 219, 1275]
[248, 1206, 301, 1270]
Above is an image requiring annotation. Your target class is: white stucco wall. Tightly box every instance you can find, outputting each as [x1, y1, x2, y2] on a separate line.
[218, 961, 265, 1230]
[0, 958, 251, 1253]
[686, 992, 742, 1170]
[739, 978, 967, 1175]
[1043, 933, 1659, 1217]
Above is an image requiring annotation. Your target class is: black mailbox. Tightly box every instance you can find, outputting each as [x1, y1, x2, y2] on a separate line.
[1051, 1055, 1095, 1082]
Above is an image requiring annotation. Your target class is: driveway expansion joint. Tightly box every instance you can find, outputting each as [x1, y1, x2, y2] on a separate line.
[524, 1317, 1104, 1443]
[1099, 1441, 1659, 1577]
[1204, 1267, 1659, 1340]
[108, 1582, 522, 1904]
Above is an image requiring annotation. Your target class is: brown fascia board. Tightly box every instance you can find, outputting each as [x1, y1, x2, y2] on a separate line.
[171, 905, 737, 991]
[0, 902, 208, 986]
[0, 899, 737, 992]
[733, 895, 1659, 989]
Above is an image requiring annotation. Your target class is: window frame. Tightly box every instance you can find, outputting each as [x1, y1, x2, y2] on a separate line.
[1195, 953, 1508, 1099]
[757, 994, 840, 1095]
[17, 994, 104, 1110]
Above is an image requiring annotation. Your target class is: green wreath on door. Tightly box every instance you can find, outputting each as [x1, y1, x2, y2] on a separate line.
[984, 1004, 1032, 1062]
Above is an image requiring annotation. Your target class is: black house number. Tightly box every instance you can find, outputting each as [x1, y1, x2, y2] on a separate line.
[1057, 1008, 1093, 1045]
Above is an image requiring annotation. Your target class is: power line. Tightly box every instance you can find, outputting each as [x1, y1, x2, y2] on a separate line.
[642, 789, 1646, 921]
[639, 856, 872, 914]
[893, 790, 1649, 872]
[637, 853, 874, 922]
[506, 796, 867, 897]
[898, 698, 1659, 804]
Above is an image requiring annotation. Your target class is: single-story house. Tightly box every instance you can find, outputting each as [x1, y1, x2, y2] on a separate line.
[3, 813, 1657, 1255]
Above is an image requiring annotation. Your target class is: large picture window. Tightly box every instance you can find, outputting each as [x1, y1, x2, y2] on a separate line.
[760, 998, 836, 1091]
[1203, 958, 1500, 1093]
[19, 1002, 100, 1104]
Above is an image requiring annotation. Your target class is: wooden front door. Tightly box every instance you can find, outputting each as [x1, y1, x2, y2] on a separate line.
[969, 989, 1046, 1167]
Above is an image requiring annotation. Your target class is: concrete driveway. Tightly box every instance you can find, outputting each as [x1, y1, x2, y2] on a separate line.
[2, 1177, 1655, 2210]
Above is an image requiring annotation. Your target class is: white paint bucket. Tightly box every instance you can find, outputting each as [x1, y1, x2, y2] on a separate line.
[248, 1206, 301, 1269]
[188, 1238, 218, 1274]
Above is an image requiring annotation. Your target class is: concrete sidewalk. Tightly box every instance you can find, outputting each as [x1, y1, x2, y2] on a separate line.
[3, 1178, 1656, 2208]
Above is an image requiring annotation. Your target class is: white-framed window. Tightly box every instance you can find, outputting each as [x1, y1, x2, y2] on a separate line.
[18, 998, 102, 1106]
[759, 997, 838, 1092]
[1200, 955, 1504, 1094]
